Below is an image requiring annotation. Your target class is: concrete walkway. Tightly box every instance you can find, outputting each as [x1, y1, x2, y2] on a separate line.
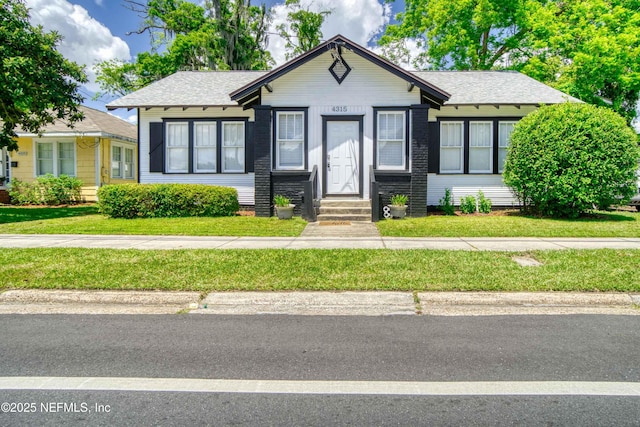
[0, 290, 638, 316]
[2, 233, 640, 250]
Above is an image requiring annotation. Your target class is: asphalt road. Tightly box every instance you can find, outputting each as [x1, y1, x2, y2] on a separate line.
[1, 314, 640, 426]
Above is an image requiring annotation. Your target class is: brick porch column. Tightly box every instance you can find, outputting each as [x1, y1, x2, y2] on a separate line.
[253, 105, 272, 217]
[410, 104, 430, 217]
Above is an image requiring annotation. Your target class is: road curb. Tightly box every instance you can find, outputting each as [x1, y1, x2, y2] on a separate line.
[0, 290, 638, 315]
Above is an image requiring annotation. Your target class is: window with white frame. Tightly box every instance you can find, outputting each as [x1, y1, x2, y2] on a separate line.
[377, 111, 406, 169]
[111, 144, 135, 179]
[276, 112, 304, 170]
[498, 121, 516, 172]
[194, 121, 217, 173]
[469, 121, 493, 173]
[222, 122, 245, 173]
[36, 140, 76, 176]
[111, 145, 122, 178]
[124, 147, 134, 179]
[440, 122, 464, 173]
[166, 122, 189, 173]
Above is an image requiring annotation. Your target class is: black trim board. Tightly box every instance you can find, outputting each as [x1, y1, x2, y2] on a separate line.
[436, 117, 521, 175]
[230, 35, 450, 108]
[272, 107, 309, 171]
[321, 115, 364, 198]
[160, 117, 250, 174]
[372, 107, 410, 171]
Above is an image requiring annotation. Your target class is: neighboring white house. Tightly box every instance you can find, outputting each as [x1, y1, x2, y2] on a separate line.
[107, 34, 579, 219]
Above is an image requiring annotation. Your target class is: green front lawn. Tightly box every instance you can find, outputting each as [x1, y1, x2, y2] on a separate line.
[1, 248, 638, 292]
[377, 210, 640, 237]
[0, 206, 307, 237]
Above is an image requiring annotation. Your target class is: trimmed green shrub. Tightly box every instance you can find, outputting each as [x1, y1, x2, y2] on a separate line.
[437, 188, 455, 215]
[504, 103, 640, 218]
[97, 183, 240, 218]
[9, 174, 83, 205]
[459, 195, 476, 214]
[477, 191, 492, 214]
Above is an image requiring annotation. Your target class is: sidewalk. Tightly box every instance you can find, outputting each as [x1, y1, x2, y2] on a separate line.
[0, 290, 638, 316]
[2, 233, 640, 250]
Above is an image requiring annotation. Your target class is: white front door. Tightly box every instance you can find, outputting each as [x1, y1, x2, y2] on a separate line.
[326, 120, 360, 195]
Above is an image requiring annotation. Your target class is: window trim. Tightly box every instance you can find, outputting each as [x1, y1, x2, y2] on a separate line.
[163, 118, 248, 174]
[438, 118, 521, 174]
[439, 121, 464, 174]
[272, 107, 308, 171]
[468, 121, 494, 174]
[498, 120, 517, 173]
[34, 138, 77, 177]
[221, 121, 246, 173]
[374, 108, 409, 170]
[275, 111, 306, 171]
[111, 142, 136, 180]
[193, 121, 217, 173]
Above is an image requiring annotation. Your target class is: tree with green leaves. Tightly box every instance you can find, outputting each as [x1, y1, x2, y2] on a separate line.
[96, 0, 272, 97]
[0, 0, 87, 151]
[380, 0, 640, 123]
[276, 0, 331, 60]
[503, 103, 639, 218]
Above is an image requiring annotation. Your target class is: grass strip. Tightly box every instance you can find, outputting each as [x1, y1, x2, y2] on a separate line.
[1, 248, 638, 293]
[377, 211, 640, 237]
[0, 206, 306, 237]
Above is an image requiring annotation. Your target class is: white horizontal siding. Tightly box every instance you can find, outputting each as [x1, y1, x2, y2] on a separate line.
[264, 50, 420, 198]
[427, 174, 520, 207]
[138, 107, 255, 205]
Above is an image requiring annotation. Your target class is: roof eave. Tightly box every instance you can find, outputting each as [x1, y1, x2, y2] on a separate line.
[229, 34, 451, 107]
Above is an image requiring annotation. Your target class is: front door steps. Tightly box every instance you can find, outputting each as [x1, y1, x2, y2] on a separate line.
[317, 198, 371, 222]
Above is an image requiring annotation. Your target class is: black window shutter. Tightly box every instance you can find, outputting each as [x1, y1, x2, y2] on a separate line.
[149, 122, 164, 173]
[245, 121, 254, 173]
[428, 121, 439, 173]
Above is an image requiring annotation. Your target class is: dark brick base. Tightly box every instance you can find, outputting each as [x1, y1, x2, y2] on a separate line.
[272, 171, 311, 217]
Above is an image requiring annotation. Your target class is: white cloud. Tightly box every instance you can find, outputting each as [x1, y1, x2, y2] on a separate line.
[268, 0, 392, 66]
[26, 0, 131, 92]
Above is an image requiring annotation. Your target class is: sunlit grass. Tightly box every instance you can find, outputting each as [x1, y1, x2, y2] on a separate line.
[1, 248, 638, 293]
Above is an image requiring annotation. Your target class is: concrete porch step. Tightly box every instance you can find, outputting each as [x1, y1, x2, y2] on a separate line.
[319, 206, 372, 215]
[316, 214, 372, 222]
[320, 199, 372, 208]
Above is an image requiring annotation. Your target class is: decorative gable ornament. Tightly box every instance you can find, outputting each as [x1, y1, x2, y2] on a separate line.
[328, 45, 351, 84]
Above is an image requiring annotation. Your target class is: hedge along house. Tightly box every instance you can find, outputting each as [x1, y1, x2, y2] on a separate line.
[107, 34, 579, 220]
[1, 106, 138, 202]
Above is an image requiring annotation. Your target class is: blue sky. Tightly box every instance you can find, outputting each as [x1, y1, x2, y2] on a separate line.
[25, 0, 406, 122]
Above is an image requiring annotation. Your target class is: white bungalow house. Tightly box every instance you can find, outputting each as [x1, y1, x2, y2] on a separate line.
[107, 34, 579, 220]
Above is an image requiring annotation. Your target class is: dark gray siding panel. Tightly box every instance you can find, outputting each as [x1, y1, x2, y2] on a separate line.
[149, 122, 164, 173]
[428, 122, 439, 173]
[246, 121, 255, 173]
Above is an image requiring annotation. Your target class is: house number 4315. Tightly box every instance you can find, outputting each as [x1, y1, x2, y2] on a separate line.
[331, 106, 348, 112]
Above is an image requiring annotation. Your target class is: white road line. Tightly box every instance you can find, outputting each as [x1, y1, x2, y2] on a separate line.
[1, 377, 640, 396]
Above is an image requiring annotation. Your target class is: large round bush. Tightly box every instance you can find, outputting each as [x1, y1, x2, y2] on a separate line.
[503, 103, 639, 218]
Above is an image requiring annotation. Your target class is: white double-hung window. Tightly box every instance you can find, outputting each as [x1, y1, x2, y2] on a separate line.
[194, 121, 217, 173]
[440, 122, 464, 173]
[377, 111, 406, 169]
[498, 121, 516, 173]
[36, 140, 76, 176]
[276, 112, 304, 170]
[222, 122, 245, 173]
[469, 121, 493, 173]
[166, 122, 189, 173]
[112, 144, 135, 179]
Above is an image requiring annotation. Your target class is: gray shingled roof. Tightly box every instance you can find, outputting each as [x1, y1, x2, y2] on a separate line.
[107, 71, 268, 109]
[413, 71, 581, 105]
[16, 106, 137, 141]
[107, 69, 579, 109]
